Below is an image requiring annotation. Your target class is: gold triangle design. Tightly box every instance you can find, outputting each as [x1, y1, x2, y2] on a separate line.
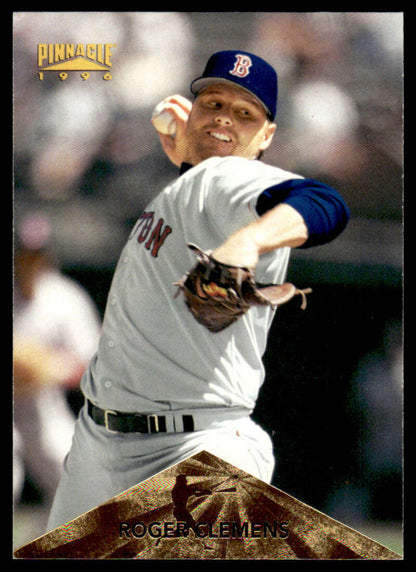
[13, 451, 402, 560]
[40, 56, 110, 71]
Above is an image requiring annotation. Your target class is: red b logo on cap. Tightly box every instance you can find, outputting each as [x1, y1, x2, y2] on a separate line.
[229, 54, 252, 78]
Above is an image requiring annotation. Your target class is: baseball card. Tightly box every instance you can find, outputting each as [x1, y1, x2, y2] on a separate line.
[13, 12, 404, 560]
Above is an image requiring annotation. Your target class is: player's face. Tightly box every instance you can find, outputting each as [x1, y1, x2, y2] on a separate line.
[183, 84, 276, 164]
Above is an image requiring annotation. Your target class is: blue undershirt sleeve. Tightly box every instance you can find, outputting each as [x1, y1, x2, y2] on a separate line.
[256, 178, 350, 248]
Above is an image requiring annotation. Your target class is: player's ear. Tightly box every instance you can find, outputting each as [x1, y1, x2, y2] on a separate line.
[259, 121, 277, 152]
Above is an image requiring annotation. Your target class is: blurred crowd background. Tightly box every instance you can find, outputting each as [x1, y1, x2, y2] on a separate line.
[13, 12, 403, 554]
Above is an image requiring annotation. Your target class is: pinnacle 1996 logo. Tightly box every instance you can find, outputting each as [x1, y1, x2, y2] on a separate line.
[37, 43, 116, 81]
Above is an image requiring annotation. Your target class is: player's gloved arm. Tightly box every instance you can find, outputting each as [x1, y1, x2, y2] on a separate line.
[212, 202, 308, 269]
[151, 95, 192, 167]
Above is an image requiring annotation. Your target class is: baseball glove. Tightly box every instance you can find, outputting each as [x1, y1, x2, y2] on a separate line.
[174, 244, 312, 333]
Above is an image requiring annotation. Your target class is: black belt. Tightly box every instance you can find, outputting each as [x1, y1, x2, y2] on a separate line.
[87, 400, 194, 434]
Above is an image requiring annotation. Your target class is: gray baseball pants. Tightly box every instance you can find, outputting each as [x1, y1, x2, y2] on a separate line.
[47, 403, 275, 531]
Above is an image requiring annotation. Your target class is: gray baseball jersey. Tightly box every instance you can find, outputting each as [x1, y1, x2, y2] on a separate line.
[81, 156, 302, 415]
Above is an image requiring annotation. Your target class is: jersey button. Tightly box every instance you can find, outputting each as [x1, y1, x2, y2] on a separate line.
[104, 381, 112, 389]
[108, 340, 115, 348]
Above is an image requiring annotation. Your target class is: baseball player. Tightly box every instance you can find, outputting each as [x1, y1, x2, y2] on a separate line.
[47, 51, 349, 531]
[13, 213, 102, 508]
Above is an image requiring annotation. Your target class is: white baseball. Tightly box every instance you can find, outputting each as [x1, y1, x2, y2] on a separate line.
[151, 101, 177, 135]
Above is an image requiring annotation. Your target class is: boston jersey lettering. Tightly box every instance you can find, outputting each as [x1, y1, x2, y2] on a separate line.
[130, 211, 173, 257]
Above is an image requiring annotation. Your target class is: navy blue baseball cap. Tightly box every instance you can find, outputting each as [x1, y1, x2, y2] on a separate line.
[190, 50, 278, 120]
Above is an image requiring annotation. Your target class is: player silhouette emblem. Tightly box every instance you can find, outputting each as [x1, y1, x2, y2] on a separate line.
[172, 474, 212, 531]
[171, 474, 213, 549]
